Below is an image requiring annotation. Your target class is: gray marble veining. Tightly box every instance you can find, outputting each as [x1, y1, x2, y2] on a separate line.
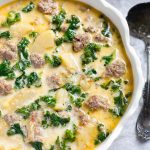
[106, 0, 150, 149]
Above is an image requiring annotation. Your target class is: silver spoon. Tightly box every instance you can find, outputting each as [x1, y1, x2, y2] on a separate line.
[126, 3, 150, 140]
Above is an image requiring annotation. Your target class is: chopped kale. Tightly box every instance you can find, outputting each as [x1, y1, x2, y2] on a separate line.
[110, 90, 128, 117]
[55, 136, 70, 150]
[42, 111, 70, 128]
[15, 72, 27, 89]
[26, 72, 41, 88]
[40, 96, 56, 107]
[83, 68, 101, 81]
[15, 37, 31, 71]
[102, 51, 116, 66]
[55, 15, 80, 46]
[95, 124, 109, 145]
[0, 60, 15, 80]
[101, 21, 111, 37]
[95, 131, 109, 145]
[45, 55, 62, 68]
[66, 105, 72, 112]
[2, 11, 21, 27]
[64, 83, 81, 95]
[100, 79, 122, 91]
[29, 31, 39, 39]
[125, 92, 132, 98]
[81, 43, 101, 65]
[50, 145, 55, 150]
[0, 31, 11, 39]
[64, 124, 77, 142]
[64, 83, 87, 108]
[30, 141, 43, 150]
[84, 68, 97, 76]
[7, 123, 24, 137]
[15, 72, 41, 89]
[16, 100, 41, 119]
[52, 10, 66, 31]
[22, 2, 35, 13]
[18, 37, 30, 51]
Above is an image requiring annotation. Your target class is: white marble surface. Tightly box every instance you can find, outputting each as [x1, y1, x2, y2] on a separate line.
[106, 0, 150, 150]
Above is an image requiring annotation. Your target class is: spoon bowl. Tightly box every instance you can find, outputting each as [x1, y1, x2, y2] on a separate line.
[127, 2, 150, 141]
[127, 3, 150, 40]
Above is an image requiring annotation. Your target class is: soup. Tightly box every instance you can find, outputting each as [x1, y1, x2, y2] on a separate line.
[0, 0, 133, 150]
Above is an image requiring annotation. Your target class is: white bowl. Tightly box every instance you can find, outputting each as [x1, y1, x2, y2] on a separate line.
[0, 0, 144, 150]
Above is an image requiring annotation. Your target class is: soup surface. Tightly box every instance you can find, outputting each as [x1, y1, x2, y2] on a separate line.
[0, 0, 133, 150]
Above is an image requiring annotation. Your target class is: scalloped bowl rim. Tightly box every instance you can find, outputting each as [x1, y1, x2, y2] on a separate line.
[0, 0, 144, 150]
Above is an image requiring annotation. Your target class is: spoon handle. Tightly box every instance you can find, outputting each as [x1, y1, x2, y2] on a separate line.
[136, 42, 150, 140]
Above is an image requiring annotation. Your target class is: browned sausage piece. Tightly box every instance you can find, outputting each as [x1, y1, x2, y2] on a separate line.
[0, 47, 17, 61]
[30, 53, 45, 69]
[25, 111, 43, 142]
[85, 95, 109, 111]
[3, 113, 21, 126]
[38, 0, 58, 15]
[74, 108, 90, 126]
[73, 34, 90, 52]
[105, 59, 126, 78]
[84, 26, 97, 33]
[46, 74, 62, 90]
[0, 79, 12, 96]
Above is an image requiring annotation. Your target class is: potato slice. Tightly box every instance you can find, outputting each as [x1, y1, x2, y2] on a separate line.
[29, 30, 55, 54]
[54, 89, 69, 111]
[61, 53, 81, 73]
[10, 23, 34, 37]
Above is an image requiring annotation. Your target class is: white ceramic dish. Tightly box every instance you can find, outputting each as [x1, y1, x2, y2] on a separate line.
[0, 0, 144, 150]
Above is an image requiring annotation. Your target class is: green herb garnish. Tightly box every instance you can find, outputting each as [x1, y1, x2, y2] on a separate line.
[2, 11, 21, 27]
[0, 31, 11, 39]
[42, 111, 70, 128]
[81, 43, 101, 65]
[22, 2, 35, 13]
[55, 15, 80, 46]
[16, 100, 41, 119]
[45, 55, 62, 67]
[7, 123, 24, 137]
[0, 60, 15, 80]
[30, 141, 43, 150]
[52, 10, 66, 31]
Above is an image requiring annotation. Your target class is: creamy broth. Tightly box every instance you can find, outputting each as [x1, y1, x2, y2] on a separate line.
[0, 0, 133, 150]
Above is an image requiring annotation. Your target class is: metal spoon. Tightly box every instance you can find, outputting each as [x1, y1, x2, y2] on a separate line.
[126, 3, 150, 140]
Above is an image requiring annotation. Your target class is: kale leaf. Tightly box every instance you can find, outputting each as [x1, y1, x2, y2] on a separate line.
[55, 15, 80, 46]
[102, 51, 116, 66]
[45, 55, 62, 67]
[42, 111, 70, 128]
[81, 43, 101, 65]
[94, 124, 109, 145]
[110, 90, 128, 117]
[15, 72, 41, 89]
[40, 96, 56, 107]
[30, 141, 43, 150]
[7, 123, 24, 137]
[29, 31, 39, 40]
[52, 10, 66, 31]
[16, 100, 41, 119]
[64, 83, 87, 108]
[83, 68, 101, 81]
[2, 11, 21, 27]
[22, 2, 35, 13]
[0, 31, 11, 39]
[15, 37, 31, 71]
[101, 21, 111, 37]
[64, 124, 77, 142]
[0, 60, 15, 80]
